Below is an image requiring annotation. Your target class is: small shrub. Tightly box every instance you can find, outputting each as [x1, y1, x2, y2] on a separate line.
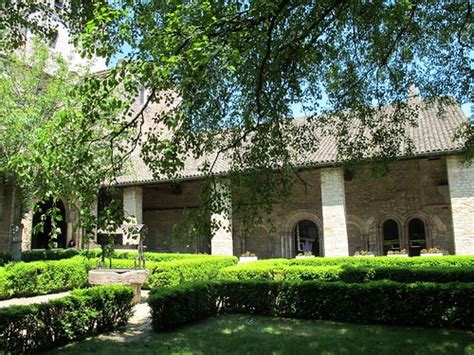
[0, 285, 133, 353]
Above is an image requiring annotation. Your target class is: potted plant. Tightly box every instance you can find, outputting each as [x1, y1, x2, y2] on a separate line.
[387, 249, 408, 257]
[420, 247, 443, 257]
[353, 250, 375, 257]
[296, 251, 315, 259]
[239, 251, 258, 263]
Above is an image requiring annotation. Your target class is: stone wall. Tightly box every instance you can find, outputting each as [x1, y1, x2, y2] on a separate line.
[140, 180, 207, 253]
[233, 157, 455, 258]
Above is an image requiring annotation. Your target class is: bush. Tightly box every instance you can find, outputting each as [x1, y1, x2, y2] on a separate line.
[148, 280, 474, 331]
[218, 263, 474, 284]
[0, 285, 133, 353]
[285, 255, 474, 267]
[80, 249, 209, 262]
[0, 251, 12, 266]
[149, 282, 219, 331]
[0, 257, 91, 299]
[146, 256, 238, 288]
[21, 248, 79, 262]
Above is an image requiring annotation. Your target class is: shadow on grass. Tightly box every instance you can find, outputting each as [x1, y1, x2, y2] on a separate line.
[48, 314, 474, 355]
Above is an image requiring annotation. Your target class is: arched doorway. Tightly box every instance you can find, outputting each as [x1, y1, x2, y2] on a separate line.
[408, 218, 427, 256]
[382, 219, 400, 255]
[32, 199, 67, 249]
[293, 220, 319, 256]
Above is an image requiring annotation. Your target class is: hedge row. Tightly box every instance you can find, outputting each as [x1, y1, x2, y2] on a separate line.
[0, 285, 133, 353]
[101, 256, 238, 288]
[0, 257, 91, 299]
[0, 255, 237, 299]
[21, 248, 80, 262]
[284, 255, 474, 267]
[149, 280, 474, 331]
[80, 249, 208, 262]
[218, 264, 474, 283]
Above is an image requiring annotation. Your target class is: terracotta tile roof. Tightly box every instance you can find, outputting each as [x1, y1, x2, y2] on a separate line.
[114, 100, 468, 186]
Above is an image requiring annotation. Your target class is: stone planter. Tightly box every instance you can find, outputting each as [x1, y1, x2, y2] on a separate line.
[420, 253, 443, 257]
[387, 254, 409, 257]
[239, 256, 258, 264]
[88, 269, 149, 304]
[295, 255, 315, 259]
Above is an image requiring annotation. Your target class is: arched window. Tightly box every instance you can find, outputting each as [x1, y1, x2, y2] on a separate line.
[408, 218, 427, 256]
[382, 219, 400, 255]
[294, 220, 319, 256]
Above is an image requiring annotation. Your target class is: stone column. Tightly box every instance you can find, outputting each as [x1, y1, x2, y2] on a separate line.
[210, 182, 233, 256]
[123, 187, 143, 224]
[320, 167, 349, 256]
[447, 156, 474, 255]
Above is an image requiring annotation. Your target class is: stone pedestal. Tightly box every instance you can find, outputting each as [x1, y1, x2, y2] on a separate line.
[88, 269, 148, 304]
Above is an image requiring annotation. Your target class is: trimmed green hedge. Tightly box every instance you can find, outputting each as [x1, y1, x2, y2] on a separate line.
[0, 285, 133, 353]
[0, 257, 91, 299]
[0, 254, 237, 299]
[284, 255, 474, 267]
[21, 248, 80, 262]
[146, 256, 238, 288]
[80, 249, 209, 262]
[149, 280, 474, 331]
[218, 264, 474, 283]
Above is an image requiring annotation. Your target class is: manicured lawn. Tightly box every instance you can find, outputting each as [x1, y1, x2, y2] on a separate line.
[49, 314, 473, 354]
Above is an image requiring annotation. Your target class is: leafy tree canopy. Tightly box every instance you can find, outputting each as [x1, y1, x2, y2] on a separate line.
[1, 1, 473, 238]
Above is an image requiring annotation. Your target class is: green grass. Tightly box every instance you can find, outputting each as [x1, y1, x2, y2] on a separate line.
[49, 314, 474, 355]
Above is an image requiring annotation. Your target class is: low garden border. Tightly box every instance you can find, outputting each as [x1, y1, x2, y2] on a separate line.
[0, 285, 133, 353]
[149, 280, 474, 331]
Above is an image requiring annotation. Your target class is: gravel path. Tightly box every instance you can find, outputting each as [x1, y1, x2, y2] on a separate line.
[0, 291, 71, 308]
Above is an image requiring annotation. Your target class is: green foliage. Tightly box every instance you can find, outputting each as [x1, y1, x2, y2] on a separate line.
[149, 280, 474, 331]
[21, 249, 79, 262]
[0, 252, 12, 266]
[0, 253, 236, 300]
[0, 41, 128, 246]
[149, 282, 219, 331]
[146, 256, 238, 288]
[218, 262, 474, 284]
[0, 258, 91, 299]
[261, 255, 474, 268]
[80, 249, 212, 262]
[0, 285, 133, 353]
[1, 2, 472, 237]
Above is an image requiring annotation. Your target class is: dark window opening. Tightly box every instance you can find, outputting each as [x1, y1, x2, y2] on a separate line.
[32, 199, 67, 249]
[408, 218, 427, 257]
[383, 219, 400, 255]
[294, 220, 319, 256]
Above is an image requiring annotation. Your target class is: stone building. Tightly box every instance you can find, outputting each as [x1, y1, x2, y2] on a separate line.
[107, 101, 473, 258]
[0, 100, 472, 257]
